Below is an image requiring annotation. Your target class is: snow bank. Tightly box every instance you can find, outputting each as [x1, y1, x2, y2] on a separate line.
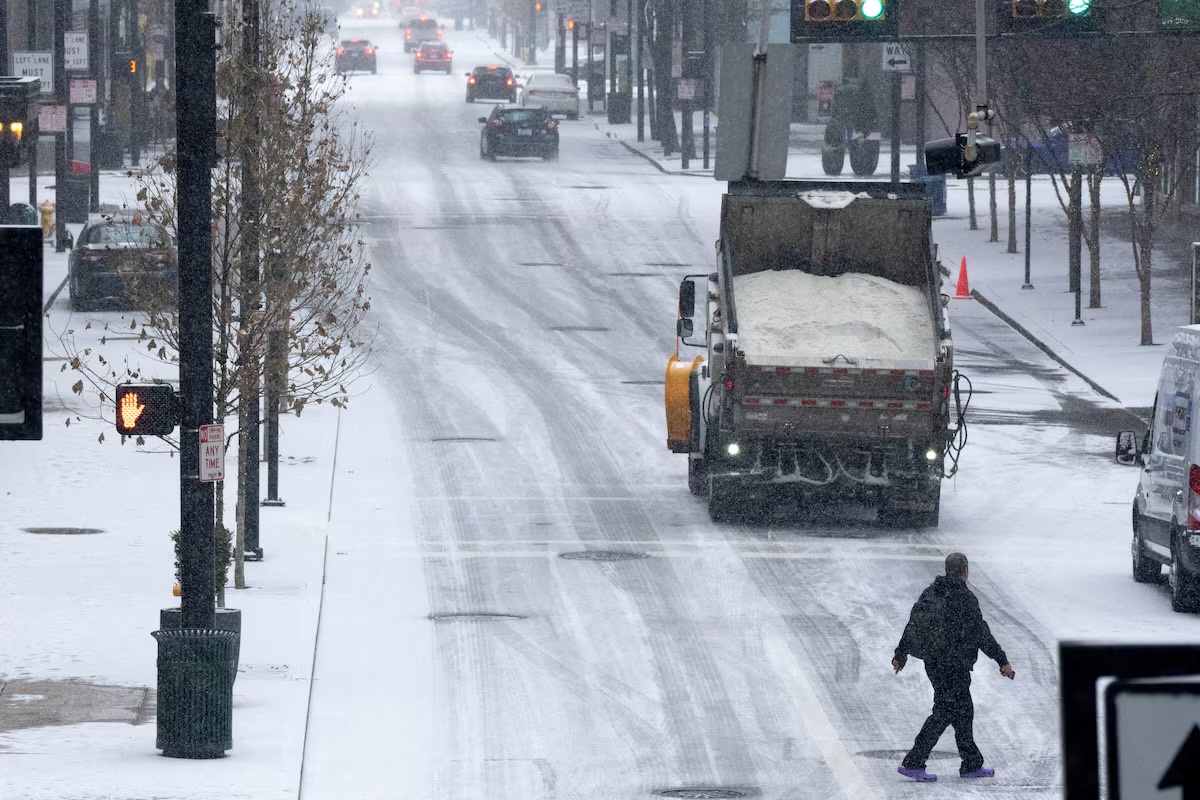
[732, 270, 936, 365]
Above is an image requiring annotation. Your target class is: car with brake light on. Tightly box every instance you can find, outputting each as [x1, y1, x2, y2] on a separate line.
[519, 72, 581, 120]
[479, 105, 559, 161]
[466, 65, 517, 103]
[402, 16, 442, 52]
[335, 39, 378, 74]
[69, 213, 177, 312]
[414, 42, 452, 74]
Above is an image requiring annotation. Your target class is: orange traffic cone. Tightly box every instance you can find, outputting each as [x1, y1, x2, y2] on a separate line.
[954, 257, 971, 299]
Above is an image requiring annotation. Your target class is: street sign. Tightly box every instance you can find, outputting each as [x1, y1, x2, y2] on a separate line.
[882, 42, 911, 72]
[199, 424, 225, 482]
[902, 73, 916, 100]
[64, 32, 88, 71]
[676, 78, 704, 101]
[1070, 133, 1102, 166]
[13, 52, 54, 94]
[37, 105, 66, 133]
[69, 79, 96, 105]
[1106, 681, 1200, 800]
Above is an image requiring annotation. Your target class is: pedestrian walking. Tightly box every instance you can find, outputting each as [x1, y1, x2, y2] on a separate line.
[892, 552, 1016, 782]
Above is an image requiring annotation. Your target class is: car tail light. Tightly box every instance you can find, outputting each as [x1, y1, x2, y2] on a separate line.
[405, 29, 412, 37]
[437, 30, 443, 38]
[488, 119, 503, 130]
[337, 48, 346, 54]
[446, 51, 453, 56]
[416, 50, 423, 57]
[506, 77, 513, 86]
[1190, 464, 1200, 530]
[364, 47, 374, 54]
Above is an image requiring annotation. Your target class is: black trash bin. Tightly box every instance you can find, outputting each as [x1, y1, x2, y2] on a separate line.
[5, 203, 38, 225]
[58, 177, 91, 224]
[151, 628, 238, 758]
[159, 607, 242, 673]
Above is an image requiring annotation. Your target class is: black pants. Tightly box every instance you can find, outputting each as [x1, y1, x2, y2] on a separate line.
[901, 663, 984, 774]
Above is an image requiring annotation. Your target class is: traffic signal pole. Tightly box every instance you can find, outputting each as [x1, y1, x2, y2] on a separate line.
[28, 0, 37, 208]
[89, 0, 100, 211]
[0, 6, 8, 214]
[54, 0, 69, 251]
[175, 0, 218, 630]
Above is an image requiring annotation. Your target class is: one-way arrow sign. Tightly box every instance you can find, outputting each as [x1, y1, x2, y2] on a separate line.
[1159, 724, 1200, 798]
[1107, 681, 1200, 800]
[882, 42, 910, 72]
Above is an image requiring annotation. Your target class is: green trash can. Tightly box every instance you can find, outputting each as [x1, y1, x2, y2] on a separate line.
[151, 628, 238, 758]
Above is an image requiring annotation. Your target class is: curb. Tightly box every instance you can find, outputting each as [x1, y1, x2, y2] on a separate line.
[968, 287, 1122, 403]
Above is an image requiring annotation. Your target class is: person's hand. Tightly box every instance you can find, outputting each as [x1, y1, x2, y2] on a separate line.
[892, 658, 904, 674]
[1000, 663, 1015, 680]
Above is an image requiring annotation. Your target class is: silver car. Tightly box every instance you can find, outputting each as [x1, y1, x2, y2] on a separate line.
[519, 73, 581, 120]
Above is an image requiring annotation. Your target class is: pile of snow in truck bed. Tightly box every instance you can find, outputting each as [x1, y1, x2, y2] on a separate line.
[733, 270, 935, 365]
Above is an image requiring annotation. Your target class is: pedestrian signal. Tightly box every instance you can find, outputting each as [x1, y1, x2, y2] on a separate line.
[114, 383, 178, 436]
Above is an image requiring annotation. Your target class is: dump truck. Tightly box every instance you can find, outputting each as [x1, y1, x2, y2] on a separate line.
[664, 180, 970, 526]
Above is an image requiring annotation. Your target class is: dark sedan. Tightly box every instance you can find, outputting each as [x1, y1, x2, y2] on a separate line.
[479, 106, 558, 161]
[69, 215, 176, 311]
[466, 64, 516, 103]
[336, 39, 377, 74]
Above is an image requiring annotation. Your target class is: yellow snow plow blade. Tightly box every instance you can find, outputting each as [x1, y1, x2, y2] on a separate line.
[665, 354, 704, 453]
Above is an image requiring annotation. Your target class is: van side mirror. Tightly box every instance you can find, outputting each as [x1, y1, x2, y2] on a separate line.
[1116, 430, 1142, 466]
[678, 279, 696, 319]
[677, 318, 694, 338]
[477, 116, 488, 124]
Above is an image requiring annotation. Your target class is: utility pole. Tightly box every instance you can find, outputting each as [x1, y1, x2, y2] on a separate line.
[0, 0, 9, 212]
[89, 0, 100, 211]
[28, 0, 38, 207]
[1069, 163, 1084, 326]
[55, 0, 69, 251]
[262, 243, 285, 510]
[239, 0, 264, 562]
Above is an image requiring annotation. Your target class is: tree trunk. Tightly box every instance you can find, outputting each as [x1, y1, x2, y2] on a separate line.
[1007, 168, 1018, 254]
[653, 0, 677, 154]
[1087, 171, 1102, 309]
[988, 171, 998, 242]
[967, 177, 978, 230]
[1138, 180, 1156, 346]
[235, 430, 246, 590]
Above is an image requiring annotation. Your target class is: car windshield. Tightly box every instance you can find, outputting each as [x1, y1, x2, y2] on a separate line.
[498, 109, 548, 125]
[88, 222, 168, 246]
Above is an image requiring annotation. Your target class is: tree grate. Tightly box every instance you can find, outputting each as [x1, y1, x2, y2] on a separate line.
[21, 527, 105, 535]
[559, 550, 649, 562]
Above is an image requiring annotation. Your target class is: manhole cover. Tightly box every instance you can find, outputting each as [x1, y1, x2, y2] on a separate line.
[430, 436, 497, 443]
[856, 749, 958, 761]
[429, 613, 527, 622]
[657, 790, 746, 799]
[21, 527, 104, 535]
[559, 550, 649, 562]
[549, 326, 610, 333]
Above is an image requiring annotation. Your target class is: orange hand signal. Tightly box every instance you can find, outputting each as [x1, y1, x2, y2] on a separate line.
[120, 392, 145, 430]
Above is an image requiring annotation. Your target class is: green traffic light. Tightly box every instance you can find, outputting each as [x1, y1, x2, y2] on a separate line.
[861, 0, 885, 18]
[1067, 0, 1090, 14]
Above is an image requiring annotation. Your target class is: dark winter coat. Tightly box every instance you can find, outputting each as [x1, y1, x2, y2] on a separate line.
[894, 575, 1008, 674]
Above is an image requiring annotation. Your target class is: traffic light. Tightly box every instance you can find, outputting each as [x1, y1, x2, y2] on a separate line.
[792, 0, 897, 41]
[114, 383, 178, 437]
[925, 134, 1003, 179]
[0, 78, 36, 169]
[1002, 0, 1095, 33]
[0, 227, 43, 441]
[567, 18, 575, 29]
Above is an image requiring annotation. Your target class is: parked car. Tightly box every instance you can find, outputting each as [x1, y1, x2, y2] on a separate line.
[414, 42, 452, 74]
[479, 105, 558, 161]
[466, 64, 517, 103]
[335, 39, 377, 74]
[1117, 325, 1200, 612]
[68, 214, 176, 311]
[1003, 121, 1139, 176]
[402, 16, 442, 52]
[519, 72, 581, 120]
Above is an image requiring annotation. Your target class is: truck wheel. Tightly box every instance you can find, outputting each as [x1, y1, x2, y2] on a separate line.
[1132, 508, 1162, 584]
[1170, 532, 1200, 612]
[821, 145, 845, 176]
[848, 139, 881, 177]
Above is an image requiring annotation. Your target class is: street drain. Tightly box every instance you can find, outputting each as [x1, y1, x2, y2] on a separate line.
[21, 527, 104, 535]
[429, 613, 527, 622]
[549, 326, 610, 333]
[430, 436, 497, 443]
[559, 550, 649, 562]
[608, 272, 658, 277]
[657, 790, 746, 799]
[857, 749, 958, 761]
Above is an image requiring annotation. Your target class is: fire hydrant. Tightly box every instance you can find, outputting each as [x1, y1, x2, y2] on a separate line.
[39, 200, 54, 240]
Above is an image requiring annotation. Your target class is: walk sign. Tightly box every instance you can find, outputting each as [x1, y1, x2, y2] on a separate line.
[1106, 681, 1200, 800]
[882, 42, 911, 72]
[199, 423, 225, 482]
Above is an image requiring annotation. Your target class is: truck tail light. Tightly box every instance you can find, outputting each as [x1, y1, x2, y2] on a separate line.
[468, 76, 476, 84]
[1190, 464, 1200, 530]
[506, 77, 514, 86]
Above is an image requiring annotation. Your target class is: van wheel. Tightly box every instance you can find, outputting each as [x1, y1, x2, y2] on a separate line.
[1132, 509, 1162, 584]
[1170, 533, 1200, 612]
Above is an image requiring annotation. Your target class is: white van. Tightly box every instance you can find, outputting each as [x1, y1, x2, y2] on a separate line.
[1117, 324, 1200, 612]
